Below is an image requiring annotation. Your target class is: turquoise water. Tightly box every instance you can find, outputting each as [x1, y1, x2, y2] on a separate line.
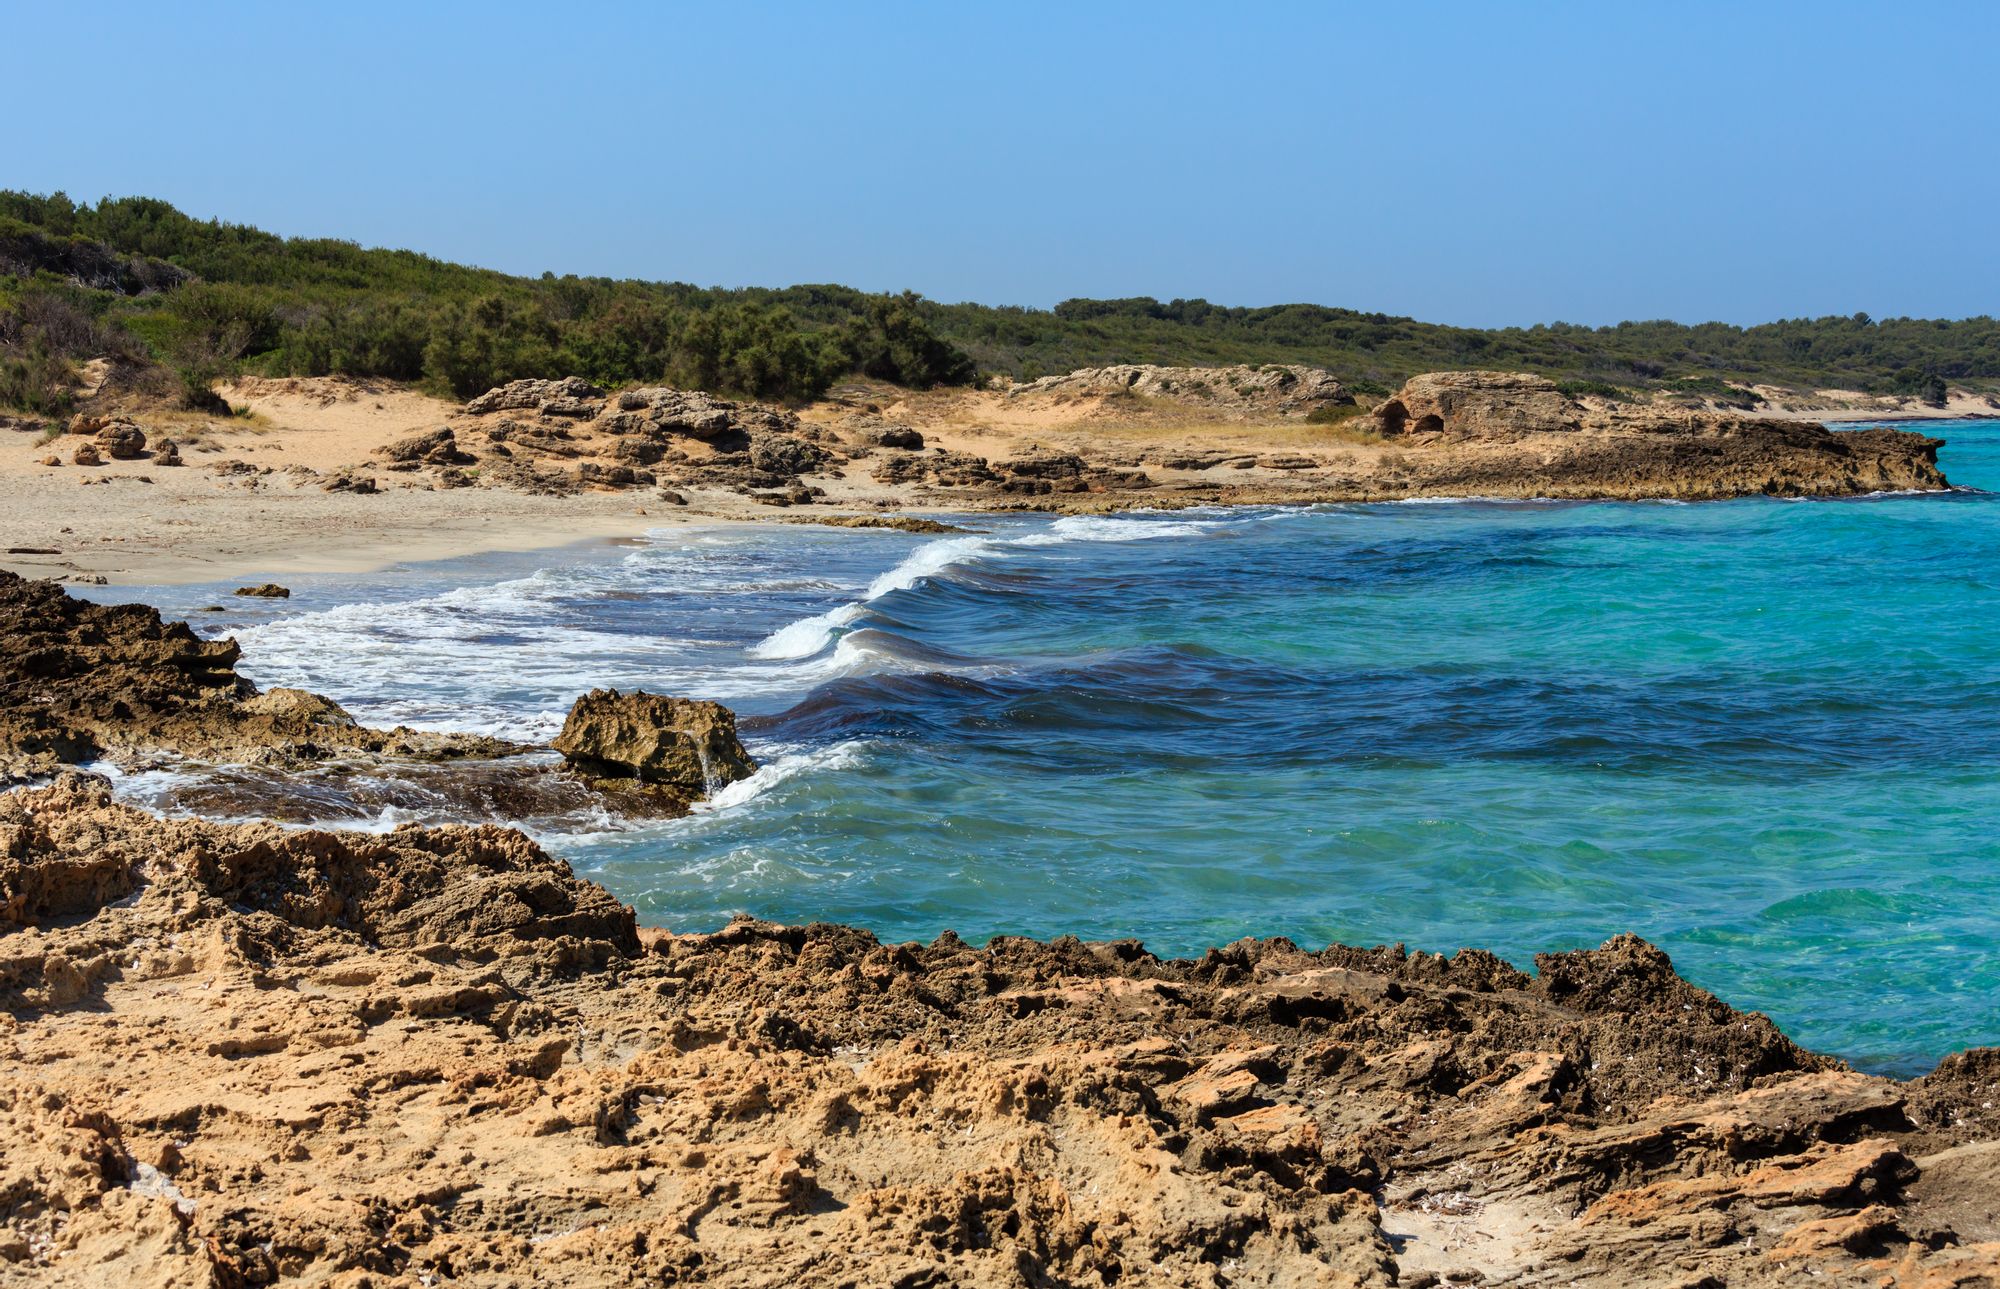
[104, 421, 2000, 1075]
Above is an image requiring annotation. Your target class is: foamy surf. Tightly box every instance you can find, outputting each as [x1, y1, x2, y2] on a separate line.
[693, 740, 872, 813]
[744, 513, 1233, 662]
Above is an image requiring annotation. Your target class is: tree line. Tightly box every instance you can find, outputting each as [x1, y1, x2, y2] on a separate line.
[3, 190, 1994, 420]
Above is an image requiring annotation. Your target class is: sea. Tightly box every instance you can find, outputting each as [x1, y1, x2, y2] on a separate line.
[90, 419, 2000, 1076]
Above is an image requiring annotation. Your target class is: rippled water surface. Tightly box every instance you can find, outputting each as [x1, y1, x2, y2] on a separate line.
[104, 421, 2000, 1074]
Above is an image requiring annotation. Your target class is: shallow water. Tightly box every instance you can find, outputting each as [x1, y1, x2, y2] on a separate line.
[100, 420, 2000, 1076]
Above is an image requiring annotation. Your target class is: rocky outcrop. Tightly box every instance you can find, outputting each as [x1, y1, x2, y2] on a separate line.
[552, 687, 756, 798]
[0, 572, 516, 780]
[231, 583, 289, 598]
[464, 376, 606, 417]
[1278, 370, 1954, 500]
[1013, 363, 1353, 415]
[453, 381, 836, 494]
[0, 776, 1992, 1286]
[602, 386, 799, 442]
[374, 425, 473, 467]
[1359, 370, 1582, 438]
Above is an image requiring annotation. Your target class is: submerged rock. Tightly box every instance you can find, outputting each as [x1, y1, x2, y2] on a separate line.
[552, 687, 756, 799]
[232, 583, 290, 598]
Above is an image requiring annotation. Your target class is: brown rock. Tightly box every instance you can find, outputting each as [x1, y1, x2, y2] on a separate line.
[150, 438, 180, 466]
[93, 422, 146, 459]
[232, 584, 291, 599]
[375, 426, 473, 466]
[70, 443, 102, 467]
[552, 687, 756, 799]
[464, 376, 605, 417]
[1013, 363, 1352, 415]
[1366, 370, 1583, 438]
[0, 572, 518, 778]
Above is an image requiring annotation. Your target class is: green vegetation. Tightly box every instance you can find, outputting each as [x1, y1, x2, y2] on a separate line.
[4, 191, 1999, 416]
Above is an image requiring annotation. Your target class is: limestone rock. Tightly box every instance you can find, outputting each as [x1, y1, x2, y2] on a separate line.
[863, 424, 925, 449]
[92, 421, 146, 459]
[1, 771, 1992, 1288]
[0, 572, 518, 776]
[464, 376, 605, 417]
[150, 438, 180, 466]
[748, 433, 829, 477]
[1359, 370, 1583, 438]
[552, 687, 757, 799]
[375, 426, 473, 466]
[1013, 363, 1352, 414]
[70, 443, 102, 467]
[232, 584, 290, 599]
[321, 468, 378, 494]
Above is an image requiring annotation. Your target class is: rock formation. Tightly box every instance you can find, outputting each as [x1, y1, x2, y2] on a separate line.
[1361, 370, 1582, 438]
[552, 687, 757, 799]
[0, 774, 1992, 1286]
[451, 380, 838, 497]
[463, 376, 607, 417]
[1313, 371, 1951, 499]
[0, 572, 516, 781]
[1012, 363, 1354, 415]
[93, 421, 146, 460]
[374, 426, 474, 468]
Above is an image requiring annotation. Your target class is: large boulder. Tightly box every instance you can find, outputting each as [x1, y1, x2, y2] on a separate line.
[748, 433, 829, 477]
[552, 688, 757, 799]
[94, 421, 147, 459]
[1360, 371, 1582, 438]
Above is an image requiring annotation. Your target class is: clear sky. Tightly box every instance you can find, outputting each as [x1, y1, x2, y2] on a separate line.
[7, 0, 1996, 327]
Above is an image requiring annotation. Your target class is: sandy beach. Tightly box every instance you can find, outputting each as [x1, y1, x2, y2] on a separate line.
[1, 368, 1975, 587]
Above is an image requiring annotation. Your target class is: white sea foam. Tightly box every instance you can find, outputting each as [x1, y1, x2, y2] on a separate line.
[693, 740, 870, 813]
[746, 602, 868, 660]
[746, 513, 1227, 661]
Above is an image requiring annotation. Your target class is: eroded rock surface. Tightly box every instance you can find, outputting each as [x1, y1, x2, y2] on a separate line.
[1012, 363, 1354, 414]
[1341, 371, 1948, 498]
[0, 572, 517, 781]
[0, 776, 1992, 1286]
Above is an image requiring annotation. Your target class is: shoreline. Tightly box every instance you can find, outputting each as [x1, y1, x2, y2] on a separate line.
[5, 769, 1997, 1285]
[0, 369, 1970, 587]
[3, 527, 1997, 1284]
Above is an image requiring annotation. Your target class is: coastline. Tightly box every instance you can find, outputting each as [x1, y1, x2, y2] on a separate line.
[3, 492, 1997, 1283]
[1, 369, 1972, 587]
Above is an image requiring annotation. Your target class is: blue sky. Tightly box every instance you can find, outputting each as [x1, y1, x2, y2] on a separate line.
[7, 0, 1995, 326]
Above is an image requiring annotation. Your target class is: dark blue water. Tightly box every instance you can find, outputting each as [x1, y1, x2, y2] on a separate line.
[103, 421, 2000, 1075]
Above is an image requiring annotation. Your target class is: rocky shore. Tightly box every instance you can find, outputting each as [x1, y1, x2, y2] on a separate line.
[3, 774, 1996, 1286]
[0, 575, 1995, 1285]
[331, 369, 1951, 512]
[0, 362, 1961, 589]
